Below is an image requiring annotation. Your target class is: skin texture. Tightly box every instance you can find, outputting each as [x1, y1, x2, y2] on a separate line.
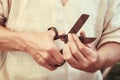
[0, 25, 64, 71]
[0, 24, 120, 72]
[63, 33, 120, 72]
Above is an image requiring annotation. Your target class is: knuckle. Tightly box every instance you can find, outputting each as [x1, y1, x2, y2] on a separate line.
[76, 40, 80, 44]
[47, 46, 54, 52]
[58, 59, 64, 64]
[72, 52, 78, 57]
[65, 55, 73, 61]
[33, 55, 38, 61]
[79, 47, 85, 51]
[72, 48, 79, 55]
[90, 58, 97, 64]
[33, 54, 39, 60]
[37, 58, 46, 65]
[43, 55, 51, 61]
[34, 55, 40, 62]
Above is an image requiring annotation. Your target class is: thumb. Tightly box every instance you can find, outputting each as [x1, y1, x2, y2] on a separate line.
[80, 30, 86, 37]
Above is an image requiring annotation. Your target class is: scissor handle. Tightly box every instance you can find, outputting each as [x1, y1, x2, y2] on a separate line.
[48, 27, 58, 40]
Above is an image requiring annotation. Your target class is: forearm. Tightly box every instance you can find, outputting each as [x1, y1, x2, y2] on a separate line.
[98, 42, 120, 69]
[0, 25, 56, 51]
[0, 25, 27, 51]
[0, 25, 64, 70]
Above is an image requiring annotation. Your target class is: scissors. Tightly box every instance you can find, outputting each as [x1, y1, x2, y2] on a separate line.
[48, 14, 96, 66]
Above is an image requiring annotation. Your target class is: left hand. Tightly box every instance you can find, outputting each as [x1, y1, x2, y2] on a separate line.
[63, 34, 100, 72]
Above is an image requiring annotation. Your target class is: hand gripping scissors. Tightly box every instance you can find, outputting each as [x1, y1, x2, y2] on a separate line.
[48, 14, 96, 66]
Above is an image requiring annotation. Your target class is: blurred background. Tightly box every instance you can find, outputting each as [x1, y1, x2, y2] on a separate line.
[102, 62, 120, 80]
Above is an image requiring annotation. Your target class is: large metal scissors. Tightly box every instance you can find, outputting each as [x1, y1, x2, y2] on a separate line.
[48, 14, 96, 66]
[48, 14, 96, 44]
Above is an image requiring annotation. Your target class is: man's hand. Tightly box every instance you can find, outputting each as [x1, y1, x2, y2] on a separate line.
[63, 34, 101, 72]
[19, 30, 64, 71]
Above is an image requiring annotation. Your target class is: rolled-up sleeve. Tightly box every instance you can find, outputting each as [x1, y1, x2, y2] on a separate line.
[98, 0, 120, 48]
[0, 0, 9, 68]
[0, 0, 5, 25]
[0, 0, 9, 26]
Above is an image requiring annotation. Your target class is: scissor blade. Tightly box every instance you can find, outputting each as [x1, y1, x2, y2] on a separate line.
[54, 14, 89, 40]
[79, 37, 96, 44]
[68, 14, 89, 34]
[57, 35, 96, 44]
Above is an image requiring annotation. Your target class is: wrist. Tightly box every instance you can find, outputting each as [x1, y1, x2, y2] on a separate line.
[10, 31, 29, 51]
[17, 32, 33, 52]
[0, 30, 27, 51]
[96, 52, 108, 70]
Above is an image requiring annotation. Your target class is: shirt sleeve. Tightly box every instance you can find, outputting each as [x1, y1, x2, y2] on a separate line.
[0, 0, 10, 26]
[0, 0, 5, 25]
[0, 0, 9, 68]
[98, 0, 120, 48]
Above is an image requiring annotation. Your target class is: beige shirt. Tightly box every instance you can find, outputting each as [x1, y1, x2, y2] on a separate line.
[0, 0, 120, 80]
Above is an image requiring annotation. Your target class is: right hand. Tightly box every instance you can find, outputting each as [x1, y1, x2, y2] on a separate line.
[19, 30, 64, 71]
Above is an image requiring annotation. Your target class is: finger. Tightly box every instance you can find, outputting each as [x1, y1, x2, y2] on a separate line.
[68, 34, 88, 63]
[39, 51, 59, 65]
[80, 30, 86, 37]
[49, 47, 64, 65]
[58, 30, 65, 36]
[34, 53, 57, 71]
[63, 43, 78, 66]
[72, 34, 94, 59]
[48, 27, 65, 40]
